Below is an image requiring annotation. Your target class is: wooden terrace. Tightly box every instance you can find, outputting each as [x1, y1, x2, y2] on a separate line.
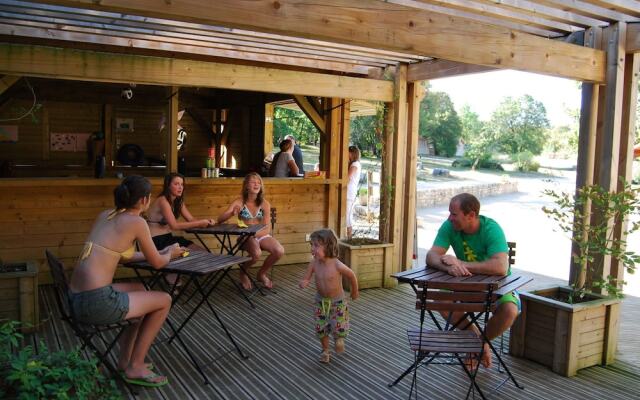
[31, 264, 640, 400]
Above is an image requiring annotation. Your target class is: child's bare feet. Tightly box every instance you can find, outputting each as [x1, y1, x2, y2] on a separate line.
[335, 338, 345, 354]
[258, 273, 273, 289]
[239, 273, 253, 290]
[319, 350, 331, 363]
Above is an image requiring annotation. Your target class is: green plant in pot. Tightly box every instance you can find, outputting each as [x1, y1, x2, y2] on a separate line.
[0, 320, 121, 399]
[510, 180, 640, 376]
[542, 181, 640, 302]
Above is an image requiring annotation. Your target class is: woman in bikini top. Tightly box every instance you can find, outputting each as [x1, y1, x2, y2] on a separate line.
[217, 173, 284, 290]
[68, 175, 184, 388]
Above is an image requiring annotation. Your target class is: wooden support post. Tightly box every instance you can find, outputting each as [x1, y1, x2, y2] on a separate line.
[590, 23, 627, 290]
[611, 52, 639, 286]
[167, 86, 179, 173]
[41, 104, 49, 161]
[339, 99, 351, 239]
[388, 64, 408, 275]
[264, 103, 274, 160]
[325, 98, 342, 233]
[401, 81, 424, 269]
[103, 104, 113, 168]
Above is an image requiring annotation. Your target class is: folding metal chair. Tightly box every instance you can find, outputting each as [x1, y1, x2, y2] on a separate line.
[45, 250, 136, 391]
[405, 280, 498, 400]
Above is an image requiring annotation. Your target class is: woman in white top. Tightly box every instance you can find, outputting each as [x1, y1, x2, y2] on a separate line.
[346, 146, 362, 239]
[272, 139, 300, 177]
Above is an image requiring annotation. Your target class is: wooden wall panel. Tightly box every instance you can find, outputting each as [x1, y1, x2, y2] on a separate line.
[0, 179, 326, 284]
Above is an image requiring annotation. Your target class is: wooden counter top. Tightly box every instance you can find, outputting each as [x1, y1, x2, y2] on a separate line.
[0, 177, 341, 187]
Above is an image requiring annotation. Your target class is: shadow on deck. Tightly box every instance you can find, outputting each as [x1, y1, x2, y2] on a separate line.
[32, 264, 640, 399]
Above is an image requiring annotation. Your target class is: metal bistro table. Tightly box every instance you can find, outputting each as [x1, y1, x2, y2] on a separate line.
[124, 250, 251, 384]
[187, 223, 267, 307]
[390, 266, 532, 390]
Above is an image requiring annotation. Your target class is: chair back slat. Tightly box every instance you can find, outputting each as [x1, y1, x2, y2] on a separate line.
[508, 241, 516, 267]
[415, 283, 497, 315]
[45, 250, 73, 320]
[270, 207, 277, 232]
[419, 281, 498, 291]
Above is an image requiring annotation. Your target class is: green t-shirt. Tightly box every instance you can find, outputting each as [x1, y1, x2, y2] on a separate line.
[433, 215, 509, 272]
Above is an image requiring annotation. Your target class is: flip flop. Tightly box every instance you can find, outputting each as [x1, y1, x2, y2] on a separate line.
[319, 351, 331, 363]
[118, 363, 153, 374]
[123, 371, 168, 388]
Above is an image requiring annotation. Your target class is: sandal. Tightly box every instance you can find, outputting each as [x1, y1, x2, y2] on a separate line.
[319, 351, 331, 364]
[118, 363, 153, 374]
[123, 371, 168, 388]
[335, 338, 345, 354]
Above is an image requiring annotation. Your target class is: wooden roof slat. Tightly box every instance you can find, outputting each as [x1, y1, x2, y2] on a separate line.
[471, 0, 609, 28]
[407, 59, 495, 81]
[579, 0, 640, 19]
[0, 6, 417, 65]
[384, 0, 565, 37]
[3, 1, 427, 63]
[0, 22, 385, 74]
[395, 0, 583, 34]
[526, 0, 639, 23]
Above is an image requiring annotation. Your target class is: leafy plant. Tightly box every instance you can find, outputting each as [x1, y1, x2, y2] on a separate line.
[542, 181, 640, 303]
[512, 151, 540, 172]
[0, 320, 121, 400]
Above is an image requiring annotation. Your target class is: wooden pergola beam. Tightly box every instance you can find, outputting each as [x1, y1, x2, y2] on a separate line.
[33, 0, 606, 82]
[408, 59, 495, 81]
[0, 75, 20, 95]
[627, 23, 640, 53]
[0, 43, 393, 102]
[293, 95, 326, 137]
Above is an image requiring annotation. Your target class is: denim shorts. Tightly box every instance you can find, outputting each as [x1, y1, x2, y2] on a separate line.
[69, 285, 129, 325]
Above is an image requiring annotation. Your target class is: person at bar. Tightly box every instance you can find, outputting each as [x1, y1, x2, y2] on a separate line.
[217, 172, 284, 290]
[272, 139, 300, 177]
[426, 192, 519, 369]
[146, 173, 215, 287]
[285, 134, 305, 175]
[68, 175, 184, 387]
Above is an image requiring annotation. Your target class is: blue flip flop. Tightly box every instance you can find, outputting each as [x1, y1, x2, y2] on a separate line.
[123, 371, 168, 388]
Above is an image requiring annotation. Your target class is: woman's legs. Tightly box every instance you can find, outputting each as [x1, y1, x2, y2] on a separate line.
[112, 282, 171, 381]
[239, 237, 261, 290]
[256, 237, 284, 288]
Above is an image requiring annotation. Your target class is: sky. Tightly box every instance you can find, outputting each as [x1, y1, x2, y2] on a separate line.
[429, 70, 582, 127]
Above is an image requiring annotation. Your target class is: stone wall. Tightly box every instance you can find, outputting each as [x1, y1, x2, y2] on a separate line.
[416, 181, 519, 208]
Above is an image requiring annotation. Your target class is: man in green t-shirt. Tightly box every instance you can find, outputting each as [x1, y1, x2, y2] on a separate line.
[426, 193, 520, 369]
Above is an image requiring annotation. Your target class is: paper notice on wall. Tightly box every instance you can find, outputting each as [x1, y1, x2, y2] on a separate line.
[50, 133, 91, 152]
[0, 125, 18, 142]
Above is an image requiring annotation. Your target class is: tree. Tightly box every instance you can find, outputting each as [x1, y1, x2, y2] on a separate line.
[459, 105, 495, 168]
[273, 107, 319, 146]
[489, 95, 549, 155]
[350, 103, 385, 157]
[419, 91, 462, 157]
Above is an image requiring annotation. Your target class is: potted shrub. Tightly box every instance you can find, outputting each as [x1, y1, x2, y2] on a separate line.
[338, 223, 394, 290]
[0, 260, 39, 333]
[0, 321, 121, 399]
[509, 181, 640, 376]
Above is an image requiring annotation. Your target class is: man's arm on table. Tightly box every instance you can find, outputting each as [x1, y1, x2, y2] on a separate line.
[427, 246, 508, 276]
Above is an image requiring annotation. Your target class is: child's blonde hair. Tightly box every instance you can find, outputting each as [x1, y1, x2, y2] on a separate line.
[310, 228, 339, 258]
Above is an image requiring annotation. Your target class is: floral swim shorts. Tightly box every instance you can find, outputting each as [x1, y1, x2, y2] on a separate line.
[314, 295, 350, 339]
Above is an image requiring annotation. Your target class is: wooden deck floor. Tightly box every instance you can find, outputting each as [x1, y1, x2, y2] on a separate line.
[32, 264, 640, 399]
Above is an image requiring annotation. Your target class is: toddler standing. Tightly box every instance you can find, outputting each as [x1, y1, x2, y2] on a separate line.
[299, 229, 359, 363]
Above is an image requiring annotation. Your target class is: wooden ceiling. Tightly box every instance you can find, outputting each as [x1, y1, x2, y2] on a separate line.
[0, 0, 638, 81]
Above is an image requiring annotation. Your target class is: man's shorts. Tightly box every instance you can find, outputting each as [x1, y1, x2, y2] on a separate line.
[497, 290, 521, 313]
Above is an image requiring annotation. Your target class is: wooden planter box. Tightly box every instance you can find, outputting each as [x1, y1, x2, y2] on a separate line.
[338, 241, 395, 290]
[509, 285, 620, 377]
[0, 261, 39, 333]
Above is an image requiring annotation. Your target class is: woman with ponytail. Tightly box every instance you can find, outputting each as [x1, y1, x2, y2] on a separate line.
[68, 175, 184, 387]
